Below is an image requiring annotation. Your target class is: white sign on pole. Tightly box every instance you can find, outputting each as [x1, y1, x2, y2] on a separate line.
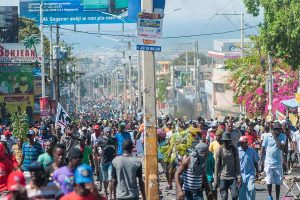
[0, 43, 41, 63]
[55, 103, 72, 131]
[136, 12, 163, 52]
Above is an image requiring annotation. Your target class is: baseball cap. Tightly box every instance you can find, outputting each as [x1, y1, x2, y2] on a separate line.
[3, 130, 12, 136]
[118, 122, 126, 129]
[39, 126, 47, 130]
[27, 130, 35, 135]
[239, 136, 248, 143]
[68, 148, 83, 160]
[7, 171, 26, 191]
[82, 126, 88, 131]
[74, 164, 93, 184]
[103, 127, 111, 133]
[93, 125, 100, 130]
[27, 161, 44, 171]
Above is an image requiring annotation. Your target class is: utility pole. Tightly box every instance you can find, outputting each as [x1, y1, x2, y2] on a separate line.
[194, 41, 198, 101]
[116, 71, 119, 102]
[123, 50, 127, 115]
[137, 51, 142, 110]
[142, 0, 159, 199]
[128, 42, 132, 112]
[56, 24, 60, 103]
[40, 0, 45, 97]
[268, 54, 273, 119]
[241, 12, 244, 57]
[49, 25, 56, 100]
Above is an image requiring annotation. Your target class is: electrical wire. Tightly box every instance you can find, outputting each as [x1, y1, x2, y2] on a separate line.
[58, 24, 259, 40]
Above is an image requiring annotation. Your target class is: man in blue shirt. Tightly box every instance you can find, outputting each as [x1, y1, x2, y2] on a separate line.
[20, 130, 43, 172]
[238, 136, 259, 200]
[262, 121, 286, 200]
[115, 123, 131, 155]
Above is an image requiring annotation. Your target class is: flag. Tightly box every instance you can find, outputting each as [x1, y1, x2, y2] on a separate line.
[55, 103, 72, 131]
[276, 110, 286, 122]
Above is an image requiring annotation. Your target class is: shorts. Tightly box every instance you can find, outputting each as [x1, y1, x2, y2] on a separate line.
[264, 164, 283, 185]
[100, 162, 112, 181]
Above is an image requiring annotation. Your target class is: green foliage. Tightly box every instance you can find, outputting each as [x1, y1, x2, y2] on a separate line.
[243, 0, 300, 69]
[173, 52, 212, 66]
[19, 17, 50, 58]
[10, 112, 29, 141]
[157, 78, 168, 102]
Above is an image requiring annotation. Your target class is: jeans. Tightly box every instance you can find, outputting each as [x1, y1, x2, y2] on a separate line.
[239, 178, 256, 200]
[219, 179, 238, 200]
[184, 189, 204, 200]
[100, 162, 112, 181]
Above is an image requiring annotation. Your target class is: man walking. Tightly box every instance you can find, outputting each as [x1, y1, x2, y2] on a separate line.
[262, 121, 286, 200]
[111, 139, 145, 200]
[238, 136, 259, 200]
[213, 131, 241, 200]
[175, 142, 212, 200]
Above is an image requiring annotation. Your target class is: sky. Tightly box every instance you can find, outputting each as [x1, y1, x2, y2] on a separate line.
[1, 0, 262, 55]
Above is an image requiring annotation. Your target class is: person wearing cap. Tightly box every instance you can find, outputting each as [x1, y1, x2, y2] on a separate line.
[60, 164, 106, 200]
[111, 139, 145, 200]
[54, 125, 63, 142]
[175, 142, 212, 200]
[115, 123, 131, 155]
[209, 128, 223, 160]
[245, 122, 258, 148]
[75, 135, 93, 166]
[2, 171, 27, 200]
[20, 130, 43, 172]
[53, 148, 82, 195]
[1, 130, 15, 153]
[213, 131, 241, 200]
[60, 124, 79, 161]
[90, 124, 103, 185]
[26, 161, 63, 199]
[206, 122, 218, 145]
[262, 121, 286, 200]
[238, 136, 259, 200]
[80, 126, 91, 146]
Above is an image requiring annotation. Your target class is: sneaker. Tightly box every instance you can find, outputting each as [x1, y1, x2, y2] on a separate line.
[267, 196, 273, 200]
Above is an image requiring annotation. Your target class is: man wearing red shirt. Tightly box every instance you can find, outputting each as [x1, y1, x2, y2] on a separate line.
[0, 143, 13, 195]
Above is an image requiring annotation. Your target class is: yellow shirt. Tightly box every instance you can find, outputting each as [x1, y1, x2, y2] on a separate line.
[209, 141, 221, 160]
[12, 144, 22, 165]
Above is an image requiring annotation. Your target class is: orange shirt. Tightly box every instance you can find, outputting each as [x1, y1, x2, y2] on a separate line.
[60, 192, 106, 200]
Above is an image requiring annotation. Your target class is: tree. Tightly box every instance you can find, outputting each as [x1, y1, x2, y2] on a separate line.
[243, 0, 300, 69]
[10, 112, 29, 141]
[22, 34, 40, 60]
[173, 52, 212, 66]
[157, 79, 168, 102]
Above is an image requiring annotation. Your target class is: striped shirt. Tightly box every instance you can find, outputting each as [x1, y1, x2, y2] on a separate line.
[22, 142, 43, 171]
[182, 168, 203, 190]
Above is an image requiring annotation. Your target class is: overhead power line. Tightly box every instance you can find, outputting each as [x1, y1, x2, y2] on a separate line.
[59, 24, 259, 40]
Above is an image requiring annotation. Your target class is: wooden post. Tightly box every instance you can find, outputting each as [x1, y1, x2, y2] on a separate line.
[142, 0, 159, 199]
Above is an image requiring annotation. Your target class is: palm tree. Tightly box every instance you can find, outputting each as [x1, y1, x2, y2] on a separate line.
[22, 34, 40, 60]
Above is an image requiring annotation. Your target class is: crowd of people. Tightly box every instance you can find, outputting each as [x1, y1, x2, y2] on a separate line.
[0, 97, 298, 200]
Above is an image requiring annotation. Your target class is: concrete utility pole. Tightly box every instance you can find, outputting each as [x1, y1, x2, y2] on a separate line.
[40, 0, 45, 97]
[137, 51, 142, 110]
[142, 0, 159, 199]
[268, 54, 273, 118]
[49, 25, 56, 100]
[56, 24, 60, 103]
[128, 42, 132, 111]
[240, 12, 244, 57]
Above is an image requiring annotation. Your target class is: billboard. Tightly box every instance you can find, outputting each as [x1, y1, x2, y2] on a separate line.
[0, 66, 34, 95]
[20, 0, 133, 25]
[0, 43, 41, 64]
[0, 6, 18, 43]
[0, 94, 34, 119]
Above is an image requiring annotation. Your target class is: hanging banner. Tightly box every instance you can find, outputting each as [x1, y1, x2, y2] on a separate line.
[20, 0, 135, 25]
[39, 96, 50, 117]
[55, 103, 72, 130]
[136, 12, 163, 52]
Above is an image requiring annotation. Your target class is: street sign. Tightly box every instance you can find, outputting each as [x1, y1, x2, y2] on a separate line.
[136, 12, 163, 52]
